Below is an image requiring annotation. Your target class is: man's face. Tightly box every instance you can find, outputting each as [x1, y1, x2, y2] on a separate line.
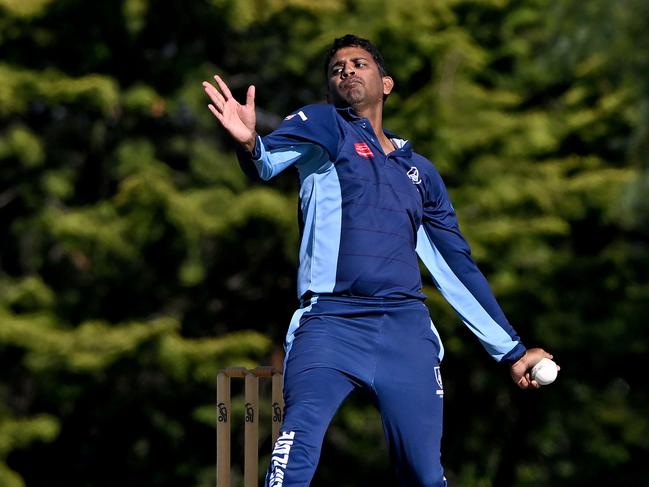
[326, 46, 393, 109]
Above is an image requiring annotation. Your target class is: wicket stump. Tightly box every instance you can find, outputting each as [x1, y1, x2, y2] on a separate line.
[217, 366, 284, 487]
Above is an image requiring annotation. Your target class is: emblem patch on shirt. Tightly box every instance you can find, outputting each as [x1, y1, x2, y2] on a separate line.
[284, 110, 308, 121]
[407, 166, 422, 184]
[434, 366, 444, 397]
[354, 142, 374, 158]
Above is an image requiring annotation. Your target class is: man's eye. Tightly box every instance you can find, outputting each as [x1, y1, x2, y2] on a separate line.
[355, 62, 366, 68]
[332, 67, 342, 75]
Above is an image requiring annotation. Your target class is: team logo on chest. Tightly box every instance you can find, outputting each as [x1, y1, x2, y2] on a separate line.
[354, 142, 374, 158]
[407, 166, 422, 184]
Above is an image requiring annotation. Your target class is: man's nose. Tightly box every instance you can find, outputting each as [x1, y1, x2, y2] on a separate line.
[341, 64, 355, 78]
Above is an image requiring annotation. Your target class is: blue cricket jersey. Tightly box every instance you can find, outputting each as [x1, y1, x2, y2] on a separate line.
[237, 103, 525, 362]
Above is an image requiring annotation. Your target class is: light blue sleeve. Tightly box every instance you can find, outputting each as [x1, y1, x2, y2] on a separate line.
[416, 226, 525, 362]
[252, 136, 327, 181]
[415, 162, 526, 363]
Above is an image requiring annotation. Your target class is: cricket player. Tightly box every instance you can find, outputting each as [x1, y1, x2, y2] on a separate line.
[203, 34, 556, 487]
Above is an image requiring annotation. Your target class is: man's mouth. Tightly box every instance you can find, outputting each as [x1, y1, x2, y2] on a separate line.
[341, 78, 363, 90]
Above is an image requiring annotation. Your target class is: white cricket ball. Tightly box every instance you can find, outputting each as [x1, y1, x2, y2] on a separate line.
[531, 358, 558, 385]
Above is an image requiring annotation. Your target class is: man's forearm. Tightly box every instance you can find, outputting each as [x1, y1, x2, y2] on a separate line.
[236, 137, 324, 181]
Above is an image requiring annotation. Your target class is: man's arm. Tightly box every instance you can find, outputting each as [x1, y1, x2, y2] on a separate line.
[204, 77, 339, 180]
[416, 224, 526, 361]
[236, 138, 327, 181]
[416, 165, 554, 389]
[235, 103, 340, 181]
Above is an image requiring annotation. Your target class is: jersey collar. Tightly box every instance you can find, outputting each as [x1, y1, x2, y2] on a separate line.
[335, 106, 412, 156]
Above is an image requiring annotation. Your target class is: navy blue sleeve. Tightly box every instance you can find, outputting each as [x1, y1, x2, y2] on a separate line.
[415, 163, 526, 363]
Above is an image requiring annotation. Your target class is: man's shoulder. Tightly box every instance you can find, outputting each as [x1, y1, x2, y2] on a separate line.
[406, 150, 446, 187]
[282, 103, 338, 122]
[265, 103, 341, 156]
[409, 150, 436, 171]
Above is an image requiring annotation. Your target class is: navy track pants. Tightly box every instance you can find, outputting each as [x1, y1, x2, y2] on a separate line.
[264, 295, 447, 487]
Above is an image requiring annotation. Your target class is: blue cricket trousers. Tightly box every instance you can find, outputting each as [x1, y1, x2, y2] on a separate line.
[264, 295, 447, 487]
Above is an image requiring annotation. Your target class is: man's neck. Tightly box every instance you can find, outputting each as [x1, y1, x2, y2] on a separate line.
[352, 103, 394, 154]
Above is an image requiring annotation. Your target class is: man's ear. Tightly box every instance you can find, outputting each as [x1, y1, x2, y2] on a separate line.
[383, 76, 394, 96]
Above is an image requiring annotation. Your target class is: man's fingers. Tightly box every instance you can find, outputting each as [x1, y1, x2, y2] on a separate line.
[207, 104, 220, 118]
[203, 81, 225, 109]
[208, 104, 226, 124]
[515, 371, 538, 389]
[517, 371, 544, 390]
[246, 85, 256, 108]
[214, 75, 234, 100]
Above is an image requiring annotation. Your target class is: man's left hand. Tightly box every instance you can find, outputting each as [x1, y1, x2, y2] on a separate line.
[510, 348, 558, 389]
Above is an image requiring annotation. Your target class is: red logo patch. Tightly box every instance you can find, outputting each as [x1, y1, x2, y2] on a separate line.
[354, 142, 374, 158]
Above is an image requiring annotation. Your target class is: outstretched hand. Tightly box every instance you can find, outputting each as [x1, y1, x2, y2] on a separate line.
[203, 75, 257, 152]
[510, 348, 559, 389]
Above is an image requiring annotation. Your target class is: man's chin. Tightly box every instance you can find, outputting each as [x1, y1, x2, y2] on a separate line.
[344, 91, 366, 106]
[330, 89, 366, 109]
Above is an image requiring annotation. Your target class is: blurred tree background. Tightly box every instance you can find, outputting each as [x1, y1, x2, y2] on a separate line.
[0, 0, 647, 485]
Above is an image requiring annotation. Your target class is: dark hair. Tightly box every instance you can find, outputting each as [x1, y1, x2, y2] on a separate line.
[323, 34, 388, 79]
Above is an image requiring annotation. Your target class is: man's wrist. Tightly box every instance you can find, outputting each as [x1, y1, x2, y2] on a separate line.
[501, 343, 527, 366]
[241, 133, 258, 153]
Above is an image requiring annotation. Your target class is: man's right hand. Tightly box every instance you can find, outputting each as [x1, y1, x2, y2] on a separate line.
[203, 75, 257, 152]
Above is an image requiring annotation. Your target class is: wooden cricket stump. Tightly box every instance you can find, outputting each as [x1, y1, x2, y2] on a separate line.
[216, 366, 284, 487]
